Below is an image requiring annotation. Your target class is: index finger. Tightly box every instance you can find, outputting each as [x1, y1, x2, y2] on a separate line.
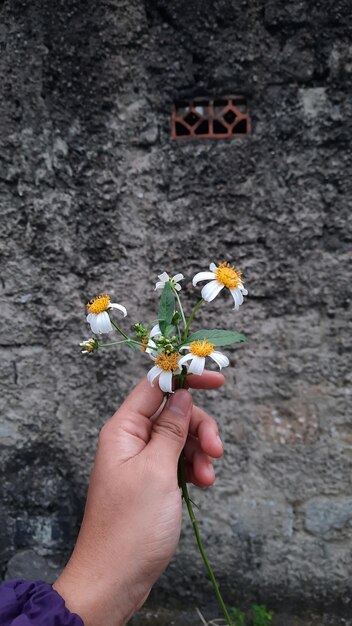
[185, 370, 225, 389]
[115, 370, 225, 421]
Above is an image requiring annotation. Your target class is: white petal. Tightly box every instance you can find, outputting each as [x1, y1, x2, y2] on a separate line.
[201, 280, 224, 302]
[90, 318, 99, 334]
[96, 311, 114, 334]
[158, 272, 170, 282]
[209, 262, 217, 272]
[241, 287, 248, 296]
[178, 353, 193, 367]
[210, 351, 230, 369]
[148, 365, 162, 386]
[179, 345, 191, 352]
[109, 303, 127, 317]
[150, 323, 161, 338]
[155, 282, 164, 290]
[146, 339, 158, 355]
[188, 356, 205, 376]
[174, 283, 182, 291]
[87, 313, 99, 334]
[159, 370, 173, 393]
[230, 287, 243, 310]
[172, 273, 184, 283]
[192, 271, 216, 286]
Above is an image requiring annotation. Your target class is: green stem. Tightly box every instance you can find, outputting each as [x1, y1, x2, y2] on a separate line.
[173, 287, 187, 330]
[98, 339, 146, 349]
[175, 368, 232, 625]
[174, 366, 188, 390]
[110, 318, 130, 340]
[109, 320, 147, 349]
[178, 453, 233, 626]
[183, 298, 204, 340]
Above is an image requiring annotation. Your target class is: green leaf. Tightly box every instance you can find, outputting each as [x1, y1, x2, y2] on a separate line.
[158, 281, 175, 335]
[252, 604, 274, 626]
[183, 329, 247, 347]
[230, 607, 246, 626]
[164, 324, 175, 337]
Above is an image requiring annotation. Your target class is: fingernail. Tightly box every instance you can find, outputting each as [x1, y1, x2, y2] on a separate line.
[217, 434, 223, 448]
[167, 390, 192, 416]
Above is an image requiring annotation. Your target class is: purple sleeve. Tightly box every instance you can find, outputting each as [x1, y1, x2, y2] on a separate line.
[0, 579, 85, 626]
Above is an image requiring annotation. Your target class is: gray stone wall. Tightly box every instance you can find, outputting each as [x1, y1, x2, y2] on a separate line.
[1, 0, 352, 616]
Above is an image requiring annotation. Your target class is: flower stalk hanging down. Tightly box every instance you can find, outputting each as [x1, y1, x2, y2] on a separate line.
[193, 261, 248, 310]
[80, 338, 99, 354]
[86, 294, 127, 334]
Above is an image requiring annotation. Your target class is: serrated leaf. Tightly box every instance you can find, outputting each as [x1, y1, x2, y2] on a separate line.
[184, 329, 247, 347]
[159, 320, 166, 334]
[158, 282, 175, 335]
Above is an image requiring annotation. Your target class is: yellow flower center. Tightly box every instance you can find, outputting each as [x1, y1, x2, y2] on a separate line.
[155, 352, 180, 371]
[189, 340, 215, 357]
[215, 262, 243, 289]
[87, 294, 111, 315]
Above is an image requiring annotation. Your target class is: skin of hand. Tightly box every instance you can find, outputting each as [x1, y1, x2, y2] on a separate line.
[53, 371, 225, 626]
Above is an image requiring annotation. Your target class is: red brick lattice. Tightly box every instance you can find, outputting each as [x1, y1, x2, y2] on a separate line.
[171, 96, 250, 139]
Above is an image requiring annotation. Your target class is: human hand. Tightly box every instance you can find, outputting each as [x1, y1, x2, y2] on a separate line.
[53, 371, 225, 626]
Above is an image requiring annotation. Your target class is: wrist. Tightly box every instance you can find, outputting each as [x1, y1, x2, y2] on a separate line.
[53, 557, 148, 626]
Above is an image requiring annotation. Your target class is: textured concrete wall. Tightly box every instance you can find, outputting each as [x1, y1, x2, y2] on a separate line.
[1, 0, 352, 616]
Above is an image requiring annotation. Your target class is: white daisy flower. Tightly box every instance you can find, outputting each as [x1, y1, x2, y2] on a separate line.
[155, 271, 184, 292]
[86, 294, 127, 335]
[80, 338, 99, 354]
[147, 351, 181, 393]
[192, 261, 248, 310]
[179, 340, 229, 376]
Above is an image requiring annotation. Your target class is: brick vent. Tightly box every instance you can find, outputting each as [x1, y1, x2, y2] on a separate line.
[171, 96, 250, 139]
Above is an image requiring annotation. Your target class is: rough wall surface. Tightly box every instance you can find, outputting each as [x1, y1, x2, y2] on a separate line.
[1, 0, 352, 618]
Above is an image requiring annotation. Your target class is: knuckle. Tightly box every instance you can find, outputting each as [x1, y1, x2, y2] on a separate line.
[154, 418, 185, 441]
[98, 420, 114, 445]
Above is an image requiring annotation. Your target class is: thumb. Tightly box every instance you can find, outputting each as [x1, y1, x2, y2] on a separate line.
[149, 390, 193, 465]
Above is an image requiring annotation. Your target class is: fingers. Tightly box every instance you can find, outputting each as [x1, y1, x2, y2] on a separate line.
[184, 436, 215, 487]
[189, 405, 223, 458]
[183, 456, 215, 488]
[107, 374, 224, 481]
[183, 402, 224, 488]
[149, 390, 193, 464]
[185, 370, 225, 390]
[114, 370, 225, 423]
